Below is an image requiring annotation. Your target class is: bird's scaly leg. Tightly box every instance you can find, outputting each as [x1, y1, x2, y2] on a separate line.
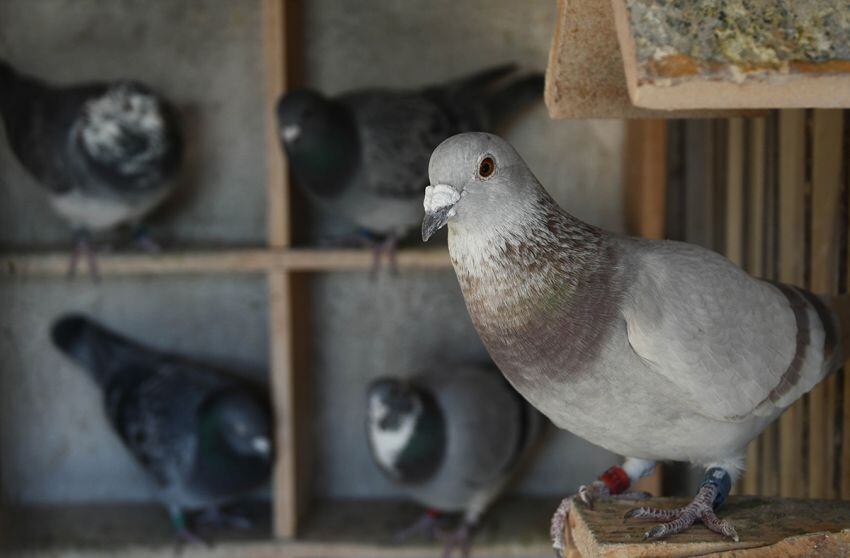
[394, 509, 442, 542]
[624, 467, 738, 542]
[168, 505, 208, 547]
[438, 520, 474, 558]
[133, 223, 162, 253]
[68, 229, 100, 281]
[551, 460, 653, 557]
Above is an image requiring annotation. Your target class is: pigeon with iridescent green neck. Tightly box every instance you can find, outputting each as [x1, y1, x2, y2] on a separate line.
[276, 64, 542, 270]
[51, 314, 272, 543]
[422, 132, 849, 554]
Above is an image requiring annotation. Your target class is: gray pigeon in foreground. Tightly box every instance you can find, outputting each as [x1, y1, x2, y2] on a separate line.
[51, 315, 272, 543]
[0, 60, 182, 278]
[366, 366, 542, 558]
[276, 64, 542, 270]
[422, 132, 849, 552]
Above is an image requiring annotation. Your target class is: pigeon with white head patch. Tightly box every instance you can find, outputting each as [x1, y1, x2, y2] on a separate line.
[276, 64, 542, 270]
[366, 366, 542, 558]
[51, 314, 272, 543]
[422, 132, 850, 552]
[0, 60, 182, 277]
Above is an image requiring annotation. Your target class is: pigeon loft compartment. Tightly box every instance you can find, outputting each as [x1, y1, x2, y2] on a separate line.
[0, 1, 571, 557]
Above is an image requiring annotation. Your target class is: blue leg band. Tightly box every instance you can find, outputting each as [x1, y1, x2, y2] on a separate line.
[699, 467, 732, 509]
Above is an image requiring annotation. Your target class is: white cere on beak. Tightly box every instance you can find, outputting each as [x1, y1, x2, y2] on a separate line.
[252, 436, 272, 456]
[281, 125, 301, 143]
[423, 184, 461, 216]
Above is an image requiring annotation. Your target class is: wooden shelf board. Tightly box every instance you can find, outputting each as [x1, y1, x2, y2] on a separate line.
[7, 498, 556, 558]
[611, 0, 850, 110]
[0, 248, 451, 277]
[545, 0, 758, 118]
[565, 496, 850, 557]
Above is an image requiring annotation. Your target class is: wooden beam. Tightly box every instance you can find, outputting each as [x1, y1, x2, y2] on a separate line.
[566, 496, 850, 557]
[809, 109, 844, 499]
[624, 119, 667, 240]
[0, 248, 451, 277]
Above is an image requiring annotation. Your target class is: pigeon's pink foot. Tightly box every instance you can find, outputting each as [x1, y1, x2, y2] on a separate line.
[624, 467, 738, 542]
[551, 465, 651, 557]
[394, 509, 442, 542]
[68, 230, 100, 282]
[438, 521, 473, 558]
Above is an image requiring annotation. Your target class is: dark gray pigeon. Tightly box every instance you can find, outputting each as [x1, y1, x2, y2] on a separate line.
[0, 60, 182, 277]
[51, 314, 272, 543]
[366, 365, 543, 558]
[422, 133, 850, 553]
[276, 64, 542, 270]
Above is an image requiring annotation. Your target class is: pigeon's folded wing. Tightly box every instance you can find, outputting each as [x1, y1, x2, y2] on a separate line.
[343, 92, 456, 199]
[619, 239, 821, 423]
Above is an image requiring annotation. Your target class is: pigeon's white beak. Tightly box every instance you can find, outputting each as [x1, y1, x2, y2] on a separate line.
[422, 184, 461, 242]
[252, 436, 272, 457]
[281, 124, 301, 144]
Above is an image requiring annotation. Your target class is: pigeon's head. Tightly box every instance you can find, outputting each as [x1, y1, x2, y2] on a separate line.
[207, 392, 273, 460]
[422, 132, 540, 241]
[366, 378, 422, 433]
[276, 89, 338, 152]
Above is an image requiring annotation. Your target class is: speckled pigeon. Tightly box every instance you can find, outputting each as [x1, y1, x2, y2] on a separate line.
[0, 60, 182, 278]
[276, 64, 542, 270]
[421, 132, 849, 553]
[51, 314, 272, 543]
[366, 365, 543, 557]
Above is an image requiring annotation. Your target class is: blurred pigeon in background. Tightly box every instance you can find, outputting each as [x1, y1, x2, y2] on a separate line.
[366, 365, 543, 557]
[422, 133, 850, 553]
[51, 314, 272, 543]
[0, 60, 182, 278]
[276, 64, 542, 271]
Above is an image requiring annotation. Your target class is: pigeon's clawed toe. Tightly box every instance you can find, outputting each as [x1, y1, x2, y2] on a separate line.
[394, 511, 442, 543]
[625, 473, 738, 543]
[438, 521, 474, 558]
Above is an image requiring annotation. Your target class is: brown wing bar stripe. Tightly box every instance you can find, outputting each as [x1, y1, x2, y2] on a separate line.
[765, 283, 810, 404]
[797, 289, 837, 362]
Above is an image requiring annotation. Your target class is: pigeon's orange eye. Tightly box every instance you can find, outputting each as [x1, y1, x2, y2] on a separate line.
[478, 156, 495, 179]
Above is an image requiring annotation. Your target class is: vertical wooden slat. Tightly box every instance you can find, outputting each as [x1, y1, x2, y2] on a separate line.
[776, 110, 807, 499]
[263, 0, 309, 538]
[726, 117, 756, 493]
[809, 109, 844, 499]
[744, 117, 780, 497]
[684, 120, 716, 249]
[625, 120, 668, 240]
[625, 119, 667, 496]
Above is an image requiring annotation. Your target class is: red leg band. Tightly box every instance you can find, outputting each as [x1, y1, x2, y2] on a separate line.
[599, 465, 630, 494]
[426, 509, 441, 518]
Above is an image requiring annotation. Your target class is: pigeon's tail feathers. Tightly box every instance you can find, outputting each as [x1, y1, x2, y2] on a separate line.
[827, 293, 850, 366]
[481, 72, 545, 128]
[51, 314, 155, 387]
[0, 59, 18, 114]
[447, 64, 520, 96]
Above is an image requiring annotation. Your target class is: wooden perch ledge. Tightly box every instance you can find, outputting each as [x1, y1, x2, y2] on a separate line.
[563, 496, 850, 557]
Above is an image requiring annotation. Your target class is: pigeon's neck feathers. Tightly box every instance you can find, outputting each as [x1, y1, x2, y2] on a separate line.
[192, 399, 269, 494]
[289, 102, 358, 197]
[449, 188, 606, 294]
